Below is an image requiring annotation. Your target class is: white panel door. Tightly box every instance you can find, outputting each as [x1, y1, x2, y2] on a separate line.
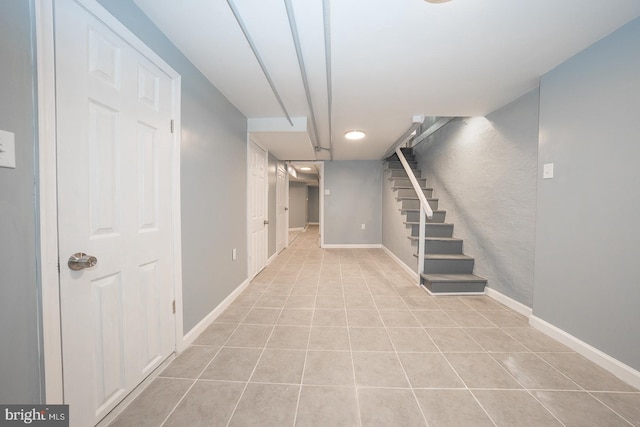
[276, 166, 288, 253]
[55, 2, 176, 426]
[248, 141, 268, 277]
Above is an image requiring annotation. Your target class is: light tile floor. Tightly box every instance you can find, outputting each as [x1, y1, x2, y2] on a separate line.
[110, 226, 640, 426]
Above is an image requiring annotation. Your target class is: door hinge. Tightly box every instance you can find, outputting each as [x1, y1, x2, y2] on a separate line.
[57, 259, 60, 273]
[170, 119, 174, 133]
[172, 299, 176, 314]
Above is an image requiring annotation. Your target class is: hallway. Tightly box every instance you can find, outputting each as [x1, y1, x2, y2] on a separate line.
[110, 226, 640, 426]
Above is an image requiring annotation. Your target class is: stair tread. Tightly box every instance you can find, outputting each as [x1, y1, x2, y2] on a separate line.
[396, 196, 436, 201]
[407, 236, 461, 241]
[392, 187, 434, 190]
[414, 253, 474, 260]
[403, 221, 452, 226]
[421, 273, 487, 283]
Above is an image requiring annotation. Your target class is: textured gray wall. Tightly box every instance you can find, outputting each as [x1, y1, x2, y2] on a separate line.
[98, 0, 248, 333]
[0, 0, 43, 404]
[381, 167, 418, 271]
[324, 161, 383, 245]
[535, 18, 640, 371]
[413, 91, 539, 306]
[289, 182, 308, 229]
[308, 186, 320, 223]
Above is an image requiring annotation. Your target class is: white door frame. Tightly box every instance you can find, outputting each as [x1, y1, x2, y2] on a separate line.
[287, 161, 325, 247]
[276, 164, 289, 254]
[246, 137, 269, 280]
[36, 0, 183, 404]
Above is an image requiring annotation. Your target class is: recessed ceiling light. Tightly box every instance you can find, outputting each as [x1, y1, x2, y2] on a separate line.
[300, 166, 312, 171]
[345, 130, 366, 140]
[424, 0, 451, 3]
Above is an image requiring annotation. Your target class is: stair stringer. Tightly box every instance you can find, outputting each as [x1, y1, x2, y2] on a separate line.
[381, 167, 418, 274]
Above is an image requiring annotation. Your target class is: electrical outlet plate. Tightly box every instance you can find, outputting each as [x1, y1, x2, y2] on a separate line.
[543, 163, 554, 179]
[0, 129, 16, 169]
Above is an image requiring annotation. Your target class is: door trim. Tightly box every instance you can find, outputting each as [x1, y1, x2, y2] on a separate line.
[36, 0, 184, 403]
[246, 138, 269, 280]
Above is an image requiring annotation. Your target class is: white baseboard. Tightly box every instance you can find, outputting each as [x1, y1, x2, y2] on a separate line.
[308, 222, 319, 225]
[267, 252, 277, 266]
[382, 245, 419, 282]
[530, 315, 640, 390]
[289, 227, 305, 232]
[180, 277, 251, 350]
[322, 244, 383, 249]
[485, 287, 533, 318]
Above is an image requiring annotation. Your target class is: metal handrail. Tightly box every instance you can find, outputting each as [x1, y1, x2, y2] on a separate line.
[395, 147, 432, 280]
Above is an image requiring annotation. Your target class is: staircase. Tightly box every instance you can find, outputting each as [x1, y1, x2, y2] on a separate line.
[386, 147, 487, 294]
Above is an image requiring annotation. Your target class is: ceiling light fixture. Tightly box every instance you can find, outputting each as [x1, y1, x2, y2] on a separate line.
[424, 0, 451, 3]
[345, 130, 366, 140]
[300, 166, 312, 171]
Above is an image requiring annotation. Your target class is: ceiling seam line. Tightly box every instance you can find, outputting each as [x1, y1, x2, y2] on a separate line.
[283, 0, 321, 159]
[321, 0, 333, 160]
[226, 0, 294, 126]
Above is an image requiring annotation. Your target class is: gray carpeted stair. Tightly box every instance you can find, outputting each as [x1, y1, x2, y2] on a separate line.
[386, 147, 487, 294]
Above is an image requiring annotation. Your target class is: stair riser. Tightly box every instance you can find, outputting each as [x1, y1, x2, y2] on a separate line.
[423, 259, 475, 274]
[391, 178, 428, 188]
[425, 239, 463, 254]
[386, 161, 418, 170]
[396, 188, 433, 198]
[405, 210, 445, 223]
[402, 199, 439, 210]
[409, 224, 453, 238]
[389, 169, 422, 179]
[422, 280, 486, 294]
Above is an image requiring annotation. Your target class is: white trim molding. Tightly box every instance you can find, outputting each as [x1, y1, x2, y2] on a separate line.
[530, 316, 640, 390]
[180, 278, 251, 350]
[484, 287, 533, 318]
[382, 246, 419, 281]
[36, 0, 63, 404]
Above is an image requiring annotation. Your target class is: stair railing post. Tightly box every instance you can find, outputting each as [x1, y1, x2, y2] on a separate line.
[418, 204, 426, 284]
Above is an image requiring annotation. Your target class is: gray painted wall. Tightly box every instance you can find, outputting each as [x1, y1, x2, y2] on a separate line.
[324, 161, 383, 245]
[308, 186, 320, 223]
[0, 0, 43, 404]
[535, 18, 640, 371]
[412, 90, 539, 306]
[97, 0, 248, 333]
[289, 182, 308, 229]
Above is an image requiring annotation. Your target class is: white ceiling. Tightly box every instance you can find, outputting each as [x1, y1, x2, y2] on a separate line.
[134, 0, 640, 161]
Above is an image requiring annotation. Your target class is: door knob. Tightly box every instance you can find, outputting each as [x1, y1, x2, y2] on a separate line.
[284, 207, 289, 211]
[68, 252, 98, 271]
[264, 220, 270, 225]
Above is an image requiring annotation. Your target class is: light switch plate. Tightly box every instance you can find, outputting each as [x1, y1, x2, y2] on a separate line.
[324, 189, 331, 195]
[543, 163, 554, 179]
[0, 129, 16, 169]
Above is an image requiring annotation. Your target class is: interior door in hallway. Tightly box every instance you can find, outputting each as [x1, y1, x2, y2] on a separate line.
[276, 165, 288, 253]
[248, 140, 268, 277]
[55, 1, 177, 425]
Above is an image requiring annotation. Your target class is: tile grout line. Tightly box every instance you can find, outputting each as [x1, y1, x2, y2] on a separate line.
[292, 246, 318, 427]
[361, 259, 432, 427]
[342, 254, 364, 427]
[223, 251, 301, 427]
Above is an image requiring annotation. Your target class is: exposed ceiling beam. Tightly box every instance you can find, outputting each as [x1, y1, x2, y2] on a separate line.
[284, 0, 321, 159]
[226, 0, 294, 126]
[322, 0, 333, 160]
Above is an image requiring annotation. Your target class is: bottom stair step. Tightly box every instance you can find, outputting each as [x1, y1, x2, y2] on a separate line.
[421, 273, 487, 294]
